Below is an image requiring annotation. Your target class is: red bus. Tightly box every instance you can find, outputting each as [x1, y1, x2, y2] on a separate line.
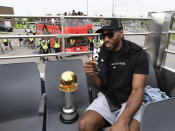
[36, 19, 93, 52]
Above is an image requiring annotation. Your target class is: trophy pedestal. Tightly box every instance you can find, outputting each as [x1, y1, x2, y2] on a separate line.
[60, 106, 78, 124]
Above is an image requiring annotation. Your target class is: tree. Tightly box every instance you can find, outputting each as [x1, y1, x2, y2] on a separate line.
[27, 18, 36, 22]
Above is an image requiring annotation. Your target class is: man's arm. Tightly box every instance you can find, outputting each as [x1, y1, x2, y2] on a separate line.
[109, 51, 149, 131]
[89, 73, 102, 88]
[110, 74, 147, 131]
[116, 51, 149, 124]
[116, 74, 147, 124]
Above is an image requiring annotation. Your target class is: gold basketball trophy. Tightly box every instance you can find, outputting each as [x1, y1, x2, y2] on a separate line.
[58, 71, 78, 123]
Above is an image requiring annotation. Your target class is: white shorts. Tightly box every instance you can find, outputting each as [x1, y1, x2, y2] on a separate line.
[86, 92, 145, 125]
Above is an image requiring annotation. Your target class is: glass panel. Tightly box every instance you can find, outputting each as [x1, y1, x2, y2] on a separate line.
[164, 53, 175, 69]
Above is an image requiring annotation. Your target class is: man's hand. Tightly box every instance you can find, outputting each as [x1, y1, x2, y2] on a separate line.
[84, 59, 102, 88]
[109, 119, 129, 131]
[84, 59, 98, 76]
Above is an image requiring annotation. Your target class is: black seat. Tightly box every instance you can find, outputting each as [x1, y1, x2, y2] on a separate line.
[0, 62, 44, 131]
[140, 54, 175, 130]
[141, 97, 175, 131]
[45, 59, 89, 131]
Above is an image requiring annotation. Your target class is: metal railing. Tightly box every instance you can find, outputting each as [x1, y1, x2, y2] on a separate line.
[0, 15, 151, 20]
[0, 32, 150, 39]
[0, 15, 151, 60]
[165, 49, 175, 55]
[168, 31, 175, 34]
[160, 12, 175, 68]
[163, 29, 175, 55]
[0, 51, 93, 60]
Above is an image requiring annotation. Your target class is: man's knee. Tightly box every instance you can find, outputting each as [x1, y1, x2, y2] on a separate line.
[129, 119, 140, 131]
[79, 111, 105, 131]
[79, 116, 96, 131]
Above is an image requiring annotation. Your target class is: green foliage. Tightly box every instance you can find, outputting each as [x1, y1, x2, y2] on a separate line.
[27, 18, 36, 22]
[171, 34, 175, 40]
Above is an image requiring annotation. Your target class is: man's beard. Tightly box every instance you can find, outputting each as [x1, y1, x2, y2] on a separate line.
[112, 41, 119, 51]
[105, 40, 120, 52]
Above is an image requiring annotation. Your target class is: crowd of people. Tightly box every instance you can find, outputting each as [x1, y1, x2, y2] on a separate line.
[22, 36, 61, 62]
[63, 10, 85, 16]
[0, 35, 61, 63]
[40, 10, 86, 25]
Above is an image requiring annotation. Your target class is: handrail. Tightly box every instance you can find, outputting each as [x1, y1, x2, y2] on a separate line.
[162, 31, 175, 34]
[0, 15, 151, 20]
[168, 31, 175, 34]
[123, 32, 150, 35]
[69, 32, 150, 37]
[0, 34, 61, 39]
[162, 66, 175, 73]
[0, 47, 148, 59]
[64, 16, 151, 20]
[0, 51, 93, 60]
[165, 49, 175, 55]
[0, 32, 150, 39]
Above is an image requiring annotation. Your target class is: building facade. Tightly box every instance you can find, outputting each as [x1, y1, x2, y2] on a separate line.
[0, 6, 15, 27]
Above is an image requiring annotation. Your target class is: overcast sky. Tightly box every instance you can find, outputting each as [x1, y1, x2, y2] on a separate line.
[0, 0, 175, 17]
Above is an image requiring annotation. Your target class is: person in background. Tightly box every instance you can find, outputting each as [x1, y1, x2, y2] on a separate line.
[41, 40, 49, 62]
[46, 38, 52, 53]
[2, 38, 9, 50]
[54, 39, 61, 59]
[89, 38, 95, 51]
[18, 34, 23, 46]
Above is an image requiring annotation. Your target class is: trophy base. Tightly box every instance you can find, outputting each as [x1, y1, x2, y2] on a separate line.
[60, 107, 78, 124]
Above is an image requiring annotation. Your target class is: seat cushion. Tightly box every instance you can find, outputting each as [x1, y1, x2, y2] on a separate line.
[141, 98, 175, 131]
[0, 116, 43, 131]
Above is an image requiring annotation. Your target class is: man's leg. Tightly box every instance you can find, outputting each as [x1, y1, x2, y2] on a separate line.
[79, 92, 116, 131]
[129, 119, 140, 131]
[111, 102, 144, 131]
[79, 110, 106, 131]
